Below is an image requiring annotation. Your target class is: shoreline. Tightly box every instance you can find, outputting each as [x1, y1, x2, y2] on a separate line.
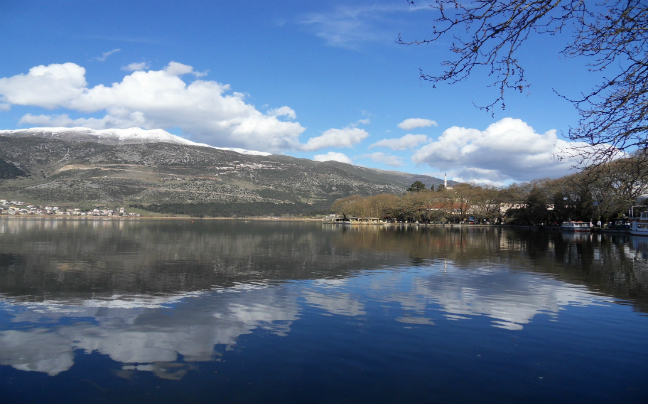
[0, 215, 323, 221]
[1, 217, 630, 231]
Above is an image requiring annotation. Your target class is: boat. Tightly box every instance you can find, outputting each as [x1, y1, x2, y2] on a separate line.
[629, 211, 648, 236]
[601, 217, 631, 233]
[322, 216, 351, 225]
[560, 221, 592, 232]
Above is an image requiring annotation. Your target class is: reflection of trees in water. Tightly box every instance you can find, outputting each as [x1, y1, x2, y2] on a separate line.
[331, 225, 501, 263]
[1, 220, 647, 380]
[0, 219, 646, 311]
[332, 225, 533, 267]
[0, 219, 410, 301]
[332, 225, 648, 311]
[548, 232, 648, 312]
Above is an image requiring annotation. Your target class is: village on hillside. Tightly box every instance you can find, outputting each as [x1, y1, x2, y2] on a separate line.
[0, 199, 141, 217]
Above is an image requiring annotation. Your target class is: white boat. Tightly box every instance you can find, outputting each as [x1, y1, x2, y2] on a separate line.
[560, 221, 592, 232]
[629, 211, 648, 236]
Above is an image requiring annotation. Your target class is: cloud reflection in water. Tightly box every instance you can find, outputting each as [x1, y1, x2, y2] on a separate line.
[0, 222, 639, 380]
[1, 258, 608, 378]
[0, 286, 300, 376]
[366, 261, 604, 330]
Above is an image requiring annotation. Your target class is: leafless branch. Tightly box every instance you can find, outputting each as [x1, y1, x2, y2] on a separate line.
[400, 0, 648, 168]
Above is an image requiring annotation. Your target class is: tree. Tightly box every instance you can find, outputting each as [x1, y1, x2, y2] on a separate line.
[408, 181, 427, 192]
[575, 152, 648, 219]
[331, 195, 364, 217]
[521, 186, 550, 224]
[363, 194, 400, 218]
[464, 184, 503, 222]
[399, 0, 648, 169]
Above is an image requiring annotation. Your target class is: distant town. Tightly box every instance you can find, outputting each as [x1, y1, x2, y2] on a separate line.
[0, 199, 140, 217]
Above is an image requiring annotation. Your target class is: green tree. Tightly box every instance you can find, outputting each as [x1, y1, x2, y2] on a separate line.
[523, 186, 550, 225]
[551, 190, 572, 224]
[408, 181, 426, 192]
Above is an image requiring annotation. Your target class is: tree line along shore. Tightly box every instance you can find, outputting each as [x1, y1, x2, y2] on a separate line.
[329, 156, 648, 226]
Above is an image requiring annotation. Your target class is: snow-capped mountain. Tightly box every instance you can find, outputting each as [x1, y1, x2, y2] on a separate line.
[0, 133, 446, 214]
[0, 127, 272, 156]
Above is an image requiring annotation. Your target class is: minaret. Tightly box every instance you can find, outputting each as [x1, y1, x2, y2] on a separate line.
[444, 173, 447, 188]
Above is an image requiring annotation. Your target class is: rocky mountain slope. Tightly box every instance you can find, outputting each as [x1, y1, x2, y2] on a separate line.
[0, 130, 452, 215]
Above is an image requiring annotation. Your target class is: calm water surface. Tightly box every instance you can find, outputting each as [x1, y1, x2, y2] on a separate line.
[0, 219, 647, 403]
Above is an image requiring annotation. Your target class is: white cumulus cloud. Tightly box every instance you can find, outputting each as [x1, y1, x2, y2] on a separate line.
[0, 63, 87, 109]
[163, 61, 208, 77]
[0, 62, 305, 153]
[301, 125, 369, 151]
[369, 134, 428, 150]
[19, 112, 148, 129]
[412, 118, 580, 183]
[398, 118, 437, 130]
[122, 62, 151, 72]
[360, 152, 403, 167]
[267, 106, 297, 120]
[313, 152, 353, 164]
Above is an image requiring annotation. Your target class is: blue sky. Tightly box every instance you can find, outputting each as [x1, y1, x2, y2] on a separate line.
[0, 0, 602, 185]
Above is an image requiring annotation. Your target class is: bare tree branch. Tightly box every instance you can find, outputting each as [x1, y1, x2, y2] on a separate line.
[399, 0, 648, 168]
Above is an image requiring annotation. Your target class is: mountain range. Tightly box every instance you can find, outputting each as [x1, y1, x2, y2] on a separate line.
[0, 127, 452, 216]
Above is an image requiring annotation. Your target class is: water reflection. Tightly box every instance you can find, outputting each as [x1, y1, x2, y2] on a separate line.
[370, 261, 602, 331]
[0, 218, 646, 381]
[630, 236, 648, 260]
[0, 261, 608, 377]
[0, 286, 299, 376]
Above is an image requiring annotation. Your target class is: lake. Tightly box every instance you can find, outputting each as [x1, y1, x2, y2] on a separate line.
[0, 218, 647, 403]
